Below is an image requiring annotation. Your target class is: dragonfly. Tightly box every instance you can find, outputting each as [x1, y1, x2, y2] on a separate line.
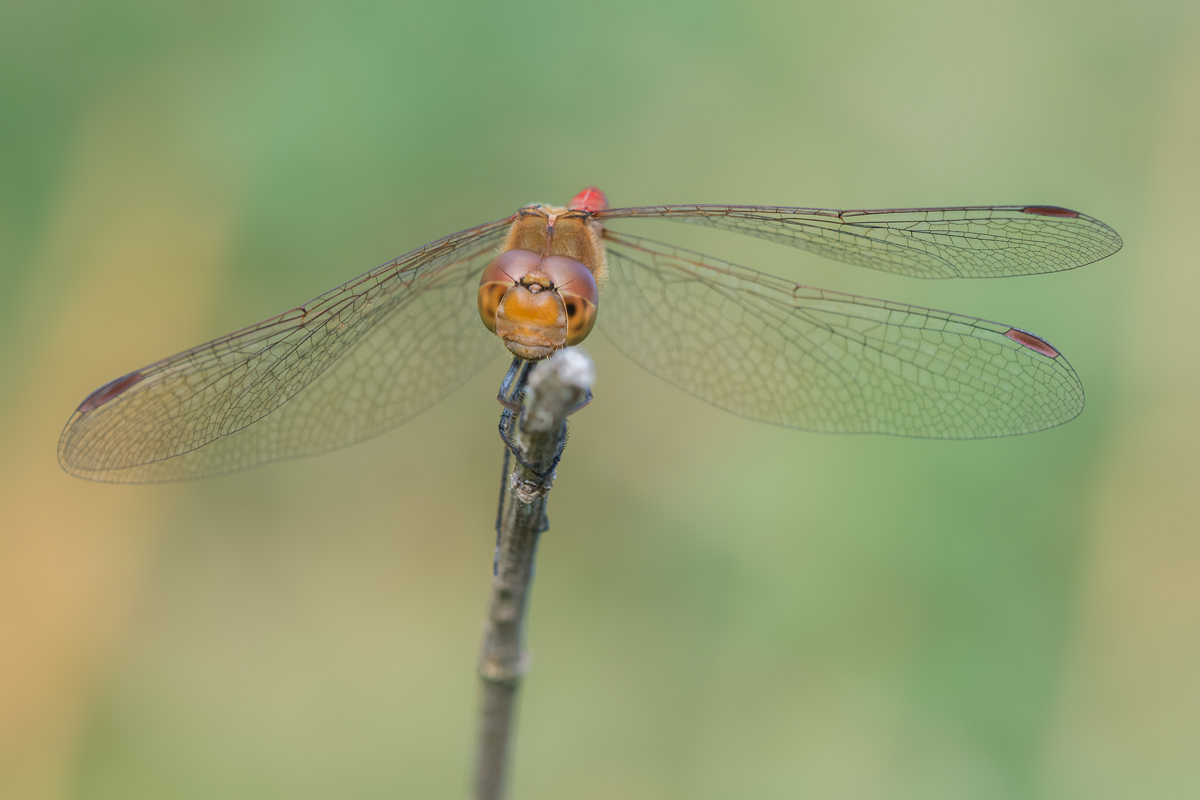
[58, 187, 1121, 483]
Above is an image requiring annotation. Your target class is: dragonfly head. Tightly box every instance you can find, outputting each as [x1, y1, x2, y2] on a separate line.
[479, 249, 598, 360]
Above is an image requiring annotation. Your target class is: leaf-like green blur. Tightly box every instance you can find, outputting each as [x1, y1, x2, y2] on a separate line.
[2, 1, 1197, 798]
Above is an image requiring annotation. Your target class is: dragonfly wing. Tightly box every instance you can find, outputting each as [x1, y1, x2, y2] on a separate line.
[59, 219, 513, 483]
[601, 231, 1084, 438]
[596, 204, 1121, 278]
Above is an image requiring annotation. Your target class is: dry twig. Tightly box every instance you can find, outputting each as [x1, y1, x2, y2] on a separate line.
[474, 349, 594, 800]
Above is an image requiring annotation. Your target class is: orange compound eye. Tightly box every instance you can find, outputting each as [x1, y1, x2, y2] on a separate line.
[479, 249, 542, 332]
[477, 281, 507, 332]
[561, 290, 598, 345]
[541, 255, 599, 345]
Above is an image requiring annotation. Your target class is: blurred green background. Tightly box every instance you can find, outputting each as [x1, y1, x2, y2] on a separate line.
[2, 1, 1198, 798]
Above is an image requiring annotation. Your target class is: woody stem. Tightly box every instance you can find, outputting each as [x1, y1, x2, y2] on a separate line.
[473, 350, 594, 800]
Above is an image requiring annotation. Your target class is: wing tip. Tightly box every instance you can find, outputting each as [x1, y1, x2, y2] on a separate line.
[1004, 328, 1060, 358]
[77, 370, 145, 414]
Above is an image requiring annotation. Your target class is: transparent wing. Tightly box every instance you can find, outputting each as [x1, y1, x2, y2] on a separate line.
[601, 231, 1083, 438]
[59, 218, 514, 483]
[595, 204, 1121, 278]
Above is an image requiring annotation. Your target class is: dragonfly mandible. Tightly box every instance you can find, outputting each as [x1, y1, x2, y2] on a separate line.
[58, 187, 1121, 483]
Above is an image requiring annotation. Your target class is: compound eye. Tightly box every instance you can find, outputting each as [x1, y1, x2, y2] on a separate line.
[478, 250, 542, 332]
[561, 291, 597, 345]
[541, 255, 599, 345]
[477, 282, 507, 332]
[482, 249, 543, 284]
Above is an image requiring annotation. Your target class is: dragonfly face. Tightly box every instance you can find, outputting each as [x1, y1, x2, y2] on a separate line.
[58, 186, 1122, 483]
[476, 198, 604, 360]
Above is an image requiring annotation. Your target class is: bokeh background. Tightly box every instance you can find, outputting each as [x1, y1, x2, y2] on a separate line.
[2, 1, 1198, 798]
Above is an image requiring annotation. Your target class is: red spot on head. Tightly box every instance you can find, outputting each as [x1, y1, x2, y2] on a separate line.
[1021, 206, 1080, 218]
[1004, 329, 1059, 358]
[79, 371, 144, 413]
[569, 186, 608, 213]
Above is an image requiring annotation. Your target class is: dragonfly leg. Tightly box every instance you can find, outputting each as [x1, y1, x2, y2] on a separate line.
[566, 388, 593, 416]
[493, 447, 510, 575]
[495, 353, 593, 481]
[495, 356, 529, 412]
[497, 358, 556, 480]
[497, 362, 532, 467]
[499, 415, 568, 480]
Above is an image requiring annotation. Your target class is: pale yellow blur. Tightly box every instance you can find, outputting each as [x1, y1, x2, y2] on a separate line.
[0, 97, 235, 799]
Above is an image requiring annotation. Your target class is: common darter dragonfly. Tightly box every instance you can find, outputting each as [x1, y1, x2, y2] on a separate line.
[58, 187, 1121, 483]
